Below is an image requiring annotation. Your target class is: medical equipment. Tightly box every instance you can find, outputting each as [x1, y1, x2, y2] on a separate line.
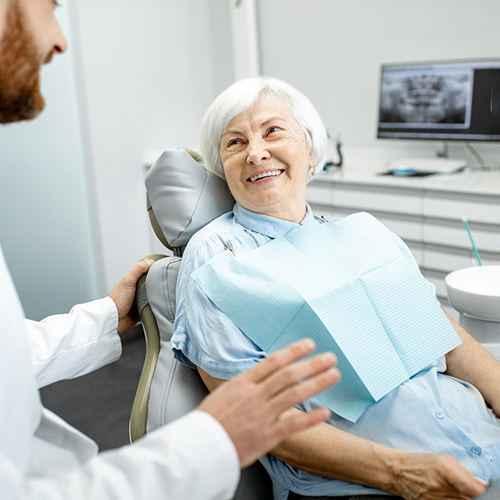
[462, 216, 482, 266]
[446, 265, 500, 360]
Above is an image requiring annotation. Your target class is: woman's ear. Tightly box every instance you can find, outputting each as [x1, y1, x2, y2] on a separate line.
[308, 160, 316, 178]
[308, 153, 315, 169]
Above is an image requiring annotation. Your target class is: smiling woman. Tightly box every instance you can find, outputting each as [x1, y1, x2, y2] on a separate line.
[197, 78, 328, 224]
[200, 76, 328, 183]
[171, 76, 500, 500]
[219, 92, 315, 223]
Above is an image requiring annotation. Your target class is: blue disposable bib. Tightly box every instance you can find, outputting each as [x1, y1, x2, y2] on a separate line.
[193, 213, 461, 422]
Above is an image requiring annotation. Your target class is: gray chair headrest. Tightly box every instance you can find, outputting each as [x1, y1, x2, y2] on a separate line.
[145, 148, 234, 250]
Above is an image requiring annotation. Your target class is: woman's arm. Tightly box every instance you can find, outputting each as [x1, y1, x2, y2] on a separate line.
[443, 309, 500, 416]
[198, 367, 486, 500]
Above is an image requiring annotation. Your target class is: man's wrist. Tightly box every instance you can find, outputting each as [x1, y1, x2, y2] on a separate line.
[103, 296, 120, 333]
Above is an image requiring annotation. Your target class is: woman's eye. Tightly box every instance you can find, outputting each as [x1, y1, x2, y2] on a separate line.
[266, 126, 281, 136]
[228, 139, 240, 147]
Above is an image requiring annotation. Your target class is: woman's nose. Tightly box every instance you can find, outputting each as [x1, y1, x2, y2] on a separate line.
[246, 139, 270, 165]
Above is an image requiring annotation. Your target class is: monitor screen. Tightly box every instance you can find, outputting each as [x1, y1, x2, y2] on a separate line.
[377, 59, 500, 141]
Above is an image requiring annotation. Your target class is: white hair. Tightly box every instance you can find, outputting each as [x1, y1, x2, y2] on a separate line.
[200, 76, 328, 181]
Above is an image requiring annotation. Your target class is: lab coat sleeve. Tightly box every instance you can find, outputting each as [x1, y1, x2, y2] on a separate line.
[24, 297, 122, 388]
[2, 411, 240, 500]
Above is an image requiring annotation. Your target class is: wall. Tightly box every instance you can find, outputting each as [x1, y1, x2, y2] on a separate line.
[71, 0, 227, 293]
[257, 0, 500, 168]
[0, 1, 99, 320]
[1, 1, 232, 317]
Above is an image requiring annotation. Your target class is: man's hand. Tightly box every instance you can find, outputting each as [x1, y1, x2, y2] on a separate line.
[109, 260, 154, 334]
[197, 339, 340, 469]
[389, 451, 487, 500]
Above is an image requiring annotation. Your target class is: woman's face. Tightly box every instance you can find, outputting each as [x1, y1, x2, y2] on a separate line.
[220, 93, 313, 223]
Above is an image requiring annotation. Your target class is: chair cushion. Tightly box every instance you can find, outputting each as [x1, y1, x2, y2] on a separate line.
[147, 340, 209, 430]
[146, 256, 182, 342]
[145, 148, 234, 250]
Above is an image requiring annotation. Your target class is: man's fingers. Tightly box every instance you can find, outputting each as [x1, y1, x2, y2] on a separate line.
[242, 339, 317, 383]
[262, 351, 338, 400]
[111, 260, 154, 294]
[130, 259, 155, 281]
[269, 365, 340, 415]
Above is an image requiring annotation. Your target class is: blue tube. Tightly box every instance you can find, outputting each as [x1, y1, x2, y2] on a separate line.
[462, 216, 482, 266]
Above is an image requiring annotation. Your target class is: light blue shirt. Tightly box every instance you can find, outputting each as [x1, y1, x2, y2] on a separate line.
[172, 203, 500, 500]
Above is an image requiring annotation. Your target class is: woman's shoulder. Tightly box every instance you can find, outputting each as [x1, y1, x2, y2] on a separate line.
[182, 211, 235, 269]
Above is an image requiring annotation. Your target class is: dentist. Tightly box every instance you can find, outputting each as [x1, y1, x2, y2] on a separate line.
[0, 1, 340, 499]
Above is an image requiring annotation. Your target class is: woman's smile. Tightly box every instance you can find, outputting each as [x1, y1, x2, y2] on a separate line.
[247, 169, 284, 183]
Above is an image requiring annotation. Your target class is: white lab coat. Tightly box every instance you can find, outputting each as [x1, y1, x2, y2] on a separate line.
[0, 247, 239, 500]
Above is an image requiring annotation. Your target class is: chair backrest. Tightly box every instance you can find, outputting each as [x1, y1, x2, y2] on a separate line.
[131, 149, 273, 499]
[145, 148, 235, 253]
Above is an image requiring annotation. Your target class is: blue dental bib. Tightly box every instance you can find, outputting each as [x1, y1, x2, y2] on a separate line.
[192, 212, 461, 422]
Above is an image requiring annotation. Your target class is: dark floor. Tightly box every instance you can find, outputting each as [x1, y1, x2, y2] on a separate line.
[39, 324, 146, 451]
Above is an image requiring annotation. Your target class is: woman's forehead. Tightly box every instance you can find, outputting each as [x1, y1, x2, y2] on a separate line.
[224, 93, 296, 133]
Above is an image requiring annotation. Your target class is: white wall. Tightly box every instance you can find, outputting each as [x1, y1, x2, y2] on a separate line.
[0, 2, 99, 320]
[71, 0, 227, 293]
[257, 0, 500, 168]
[1, 1, 234, 317]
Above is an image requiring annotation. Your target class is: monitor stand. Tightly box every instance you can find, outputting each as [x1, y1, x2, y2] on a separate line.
[387, 157, 468, 175]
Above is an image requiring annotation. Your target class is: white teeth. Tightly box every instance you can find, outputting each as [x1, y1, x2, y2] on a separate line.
[249, 170, 282, 182]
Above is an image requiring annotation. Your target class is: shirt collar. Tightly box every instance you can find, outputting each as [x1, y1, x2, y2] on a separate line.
[233, 202, 318, 239]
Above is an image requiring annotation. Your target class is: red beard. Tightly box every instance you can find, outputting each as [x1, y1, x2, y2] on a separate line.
[0, 2, 51, 123]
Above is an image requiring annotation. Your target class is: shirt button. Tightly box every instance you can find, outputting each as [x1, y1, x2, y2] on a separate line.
[471, 446, 482, 456]
[435, 411, 445, 419]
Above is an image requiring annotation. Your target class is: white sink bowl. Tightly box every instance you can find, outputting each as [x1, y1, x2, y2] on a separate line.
[445, 266, 500, 322]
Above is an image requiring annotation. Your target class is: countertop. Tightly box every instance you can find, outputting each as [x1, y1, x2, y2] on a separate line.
[313, 165, 500, 197]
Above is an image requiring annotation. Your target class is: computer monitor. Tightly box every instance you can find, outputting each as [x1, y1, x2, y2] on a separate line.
[377, 59, 500, 142]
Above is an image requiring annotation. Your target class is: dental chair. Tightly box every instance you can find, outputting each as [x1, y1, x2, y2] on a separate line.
[130, 148, 273, 499]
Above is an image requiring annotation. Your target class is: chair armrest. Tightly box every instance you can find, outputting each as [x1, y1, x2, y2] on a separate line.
[130, 254, 167, 442]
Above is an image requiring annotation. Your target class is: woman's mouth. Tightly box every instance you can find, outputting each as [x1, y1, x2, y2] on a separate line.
[248, 170, 284, 182]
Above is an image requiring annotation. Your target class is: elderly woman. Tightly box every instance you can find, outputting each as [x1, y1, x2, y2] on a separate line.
[171, 76, 500, 500]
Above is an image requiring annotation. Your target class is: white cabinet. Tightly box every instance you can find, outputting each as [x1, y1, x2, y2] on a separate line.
[423, 196, 500, 224]
[423, 223, 500, 253]
[333, 187, 421, 215]
[306, 170, 500, 318]
[306, 184, 332, 205]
